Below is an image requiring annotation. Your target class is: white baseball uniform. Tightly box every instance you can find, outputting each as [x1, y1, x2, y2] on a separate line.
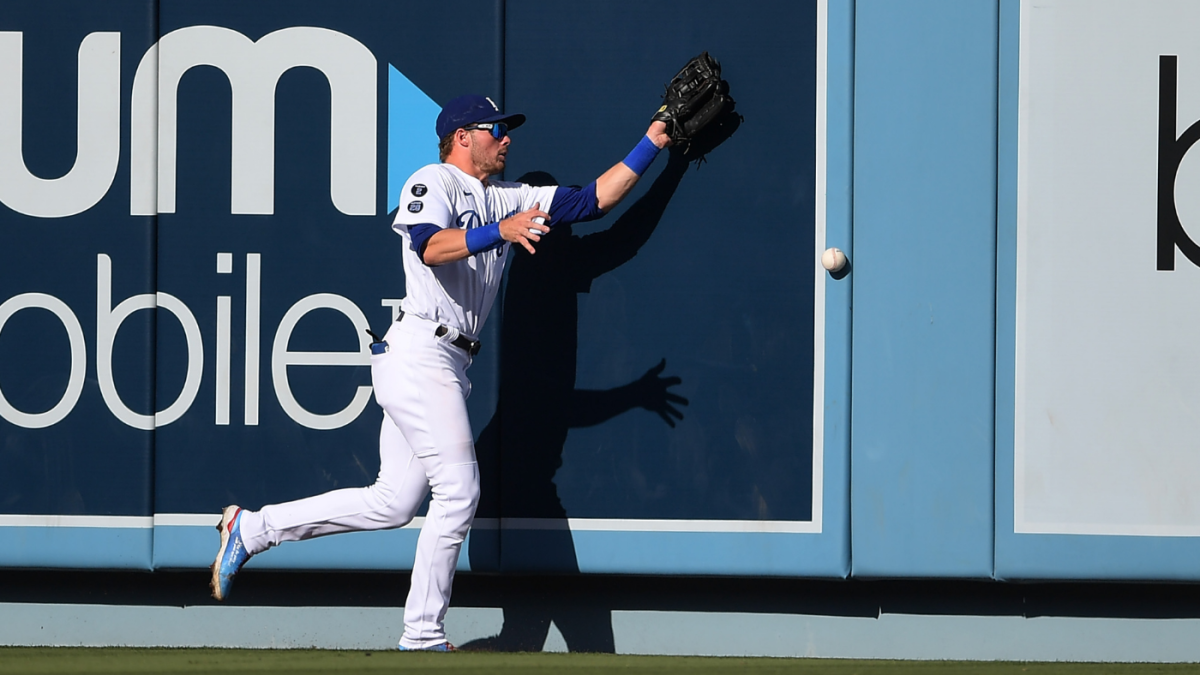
[236, 162, 559, 649]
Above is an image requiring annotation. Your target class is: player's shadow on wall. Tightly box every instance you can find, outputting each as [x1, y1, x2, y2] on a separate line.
[462, 122, 738, 652]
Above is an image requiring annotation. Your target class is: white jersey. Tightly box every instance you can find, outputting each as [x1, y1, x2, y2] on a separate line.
[392, 163, 556, 338]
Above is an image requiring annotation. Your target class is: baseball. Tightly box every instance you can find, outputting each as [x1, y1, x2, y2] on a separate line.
[529, 215, 547, 235]
[821, 247, 847, 272]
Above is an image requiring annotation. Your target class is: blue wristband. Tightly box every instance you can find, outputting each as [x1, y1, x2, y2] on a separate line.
[622, 135, 662, 176]
[465, 221, 503, 254]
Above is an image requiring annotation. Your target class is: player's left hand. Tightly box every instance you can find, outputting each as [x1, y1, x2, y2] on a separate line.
[647, 121, 672, 149]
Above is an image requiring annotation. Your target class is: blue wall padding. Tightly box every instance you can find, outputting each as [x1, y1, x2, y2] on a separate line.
[989, 0, 1200, 581]
[16, 0, 1195, 583]
[0, 0, 837, 576]
[818, 0, 857, 581]
[501, 529, 838, 576]
[0, 528, 152, 570]
[496, 0, 833, 576]
[0, 0, 159, 569]
[148, 0, 506, 573]
[849, 0, 997, 578]
[153, 524, 493, 572]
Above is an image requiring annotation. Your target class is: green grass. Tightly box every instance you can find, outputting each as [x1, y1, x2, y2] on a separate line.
[0, 649, 1198, 675]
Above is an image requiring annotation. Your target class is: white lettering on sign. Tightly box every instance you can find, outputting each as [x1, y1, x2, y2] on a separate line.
[0, 26, 376, 218]
[96, 254, 204, 430]
[0, 294, 87, 428]
[271, 293, 373, 430]
[0, 32, 121, 218]
[0, 254, 377, 431]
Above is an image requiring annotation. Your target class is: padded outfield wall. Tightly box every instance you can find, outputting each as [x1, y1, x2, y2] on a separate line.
[0, 0, 1196, 584]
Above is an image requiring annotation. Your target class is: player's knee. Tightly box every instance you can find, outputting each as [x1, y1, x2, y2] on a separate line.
[363, 480, 397, 510]
[361, 480, 421, 528]
[463, 466, 481, 506]
[462, 478, 481, 514]
[384, 510, 416, 529]
[441, 468, 480, 522]
[449, 477, 480, 514]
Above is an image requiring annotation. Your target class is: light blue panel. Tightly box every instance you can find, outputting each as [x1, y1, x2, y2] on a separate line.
[850, 0, 997, 577]
[992, 0, 1025, 580]
[817, 0, 856, 579]
[0, 527, 151, 570]
[502, 529, 844, 576]
[152, 524, 493, 572]
[995, 531, 1200, 581]
[991, 0, 1200, 582]
[386, 64, 441, 214]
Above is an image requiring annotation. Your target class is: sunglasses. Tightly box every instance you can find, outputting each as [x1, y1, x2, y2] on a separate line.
[463, 122, 509, 140]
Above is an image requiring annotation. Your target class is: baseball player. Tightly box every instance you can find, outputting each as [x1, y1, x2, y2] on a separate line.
[210, 93, 672, 651]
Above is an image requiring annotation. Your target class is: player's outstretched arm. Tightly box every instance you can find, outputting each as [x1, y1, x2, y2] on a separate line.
[421, 203, 551, 266]
[594, 121, 672, 212]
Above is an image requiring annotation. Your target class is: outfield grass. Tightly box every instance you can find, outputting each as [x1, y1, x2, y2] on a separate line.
[1, 649, 1199, 675]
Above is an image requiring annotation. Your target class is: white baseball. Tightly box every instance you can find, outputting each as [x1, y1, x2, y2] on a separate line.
[529, 215, 547, 235]
[821, 247, 847, 272]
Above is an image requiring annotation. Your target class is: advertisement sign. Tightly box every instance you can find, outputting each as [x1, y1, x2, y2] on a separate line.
[1015, 0, 1200, 538]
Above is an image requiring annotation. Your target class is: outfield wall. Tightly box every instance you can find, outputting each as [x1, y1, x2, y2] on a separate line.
[1, 0, 1198, 584]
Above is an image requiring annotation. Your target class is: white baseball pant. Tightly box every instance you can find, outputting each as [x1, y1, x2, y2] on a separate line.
[238, 313, 480, 649]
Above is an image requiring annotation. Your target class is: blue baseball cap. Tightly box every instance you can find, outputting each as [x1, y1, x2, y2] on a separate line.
[435, 94, 526, 139]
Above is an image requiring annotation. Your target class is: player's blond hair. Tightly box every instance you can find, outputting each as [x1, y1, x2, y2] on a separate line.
[438, 133, 454, 162]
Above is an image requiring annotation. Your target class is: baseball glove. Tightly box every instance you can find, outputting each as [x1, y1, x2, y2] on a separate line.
[651, 52, 736, 149]
[674, 104, 742, 166]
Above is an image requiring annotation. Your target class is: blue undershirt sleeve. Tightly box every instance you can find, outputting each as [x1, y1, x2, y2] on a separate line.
[408, 223, 441, 264]
[546, 182, 604, 227]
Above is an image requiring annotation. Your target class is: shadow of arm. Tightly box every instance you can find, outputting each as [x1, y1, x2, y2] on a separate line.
[575, 152, 691, 280]
[568, 359, 688, 428]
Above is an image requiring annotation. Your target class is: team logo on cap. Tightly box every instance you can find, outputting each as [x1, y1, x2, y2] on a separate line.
[486, 97, 499, 111]
[411, 184, 427, 197]
[408, 201, 423, 213]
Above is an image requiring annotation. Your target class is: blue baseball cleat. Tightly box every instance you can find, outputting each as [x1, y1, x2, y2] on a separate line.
[210, 505, 251, 601]
[398, 642, 456, 652]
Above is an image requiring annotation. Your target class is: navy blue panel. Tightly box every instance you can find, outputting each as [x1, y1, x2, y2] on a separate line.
[0, 0, 157, 550]
[850, 0, 997, 578]
[497, 0, 821, 573]
[503, 0, 816, 522]
[151, 0, 503, 571]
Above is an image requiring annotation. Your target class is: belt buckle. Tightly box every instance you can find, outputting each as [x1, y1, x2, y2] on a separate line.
[434, 325, 481, 356]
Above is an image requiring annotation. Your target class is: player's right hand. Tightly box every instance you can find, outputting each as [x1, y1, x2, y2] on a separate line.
[499, 203, 551, 254]
[647, 120, 672, 149]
